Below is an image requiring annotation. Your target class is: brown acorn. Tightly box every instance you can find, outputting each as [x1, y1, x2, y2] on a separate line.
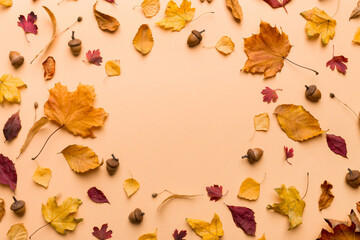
[187, 30, 205, 47]
[106, 154, 119, 175]
[9, 51, 24, 68]
[68, 31, 82, 56]
[10, 197, 25, 217]
[305, 85, 321, 102]
[242, 148, 263, 164]
[346, 168, 360, 188]
[128, 208, 145, 223]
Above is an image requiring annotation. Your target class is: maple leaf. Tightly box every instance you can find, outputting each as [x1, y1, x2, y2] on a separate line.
[17, 11, 38, 39]
[242, 21, 292, 78]
[326, 134, 347, 158]
[0, 74, 26, 103]
[186, 213, 224, 240]
[3, 110, 21, 142]
[326, 47, 348, 74]
[261, 87, 281, 103]
[206, 185, 225, 202]
[86, 49, 103, 66]
[284, 146, 294, 165]
[0, 154, 17, 192]
[226, 205, 256, 236]
[88, 187, 110, 204]
[173, 229, 187, 240]
[263, 0, 291, 13]
[92, 223, 112, 240]
[318, 180, 334, 211]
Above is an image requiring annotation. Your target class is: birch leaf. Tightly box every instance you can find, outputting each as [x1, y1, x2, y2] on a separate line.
[0, 0, 12, 6]
[32, 166, 52, 188]
[133, 24, 154, 55]
[7, 223, 28, 240]
[105, 60, 121, 76]
[123, 178, 140, 197]
[254, 113, 270, 132]
[141, 0, 160, 17]
[215, 36, 234, 55]
[238, 177, 260, 201]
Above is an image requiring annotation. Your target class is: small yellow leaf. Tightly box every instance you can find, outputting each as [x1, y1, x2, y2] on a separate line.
[141, 0, 160, 17]
[7, 223, 28, 240]
[238, 177, 260, 201]
[254, 113, 270, 132]
[105, 60, 121, 76]
[0, 74, 26, 103]
[93, 2, 120, 32]
[215, 36, 234, 55]
[0, 0, 12, 7]
[257, 234, 266, 240]
[33, 166, 52, 188]
[61, 145, 102, 173]
[186, 213, 224, 240]
[157, 0, 195, 31]
[133, 24, 154, 55]
[226, 0, 243, 22]
[0, 198, 4, 222]
[124, 178, 140, 197]
[353, 27, 360, 44]
[139, 229, 157, 240]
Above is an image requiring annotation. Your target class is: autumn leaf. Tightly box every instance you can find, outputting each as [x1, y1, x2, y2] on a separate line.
[17, 11, 38, 41]
[274, 104, 325, 141]
[0, 198, 4, 222]
[86, 49, 103, 66]
[186, 213, 224, 240]
[242, 21, 291, 78]
[254, 113, 269, 132]
[0, 74, 26, 103]
[319, 180, 334, 211]
[350, 1, 360, 20]
[173, 229, 187, 240]
[133, 24, 154, 55]
[0, 154, 17, 192]
[158, 193, 201, 210]
[261, 87, 281, 103]
[141, 0, 160, 18]
[124, 178, 140, 197]
[157, 0, 195, 31]
[206, 185, 225, 202]
[42, 56, 56, 80]
[139, 229, 157, 240]
[258, 234, 266, 240]
[284, 146, 294, 165]
[353, 27, 360, 44]
[267, 184, 306, 229]
[226, 205, 256, 236]
[0, 0, 12, 7]
[326, 134, 347, 158]
[226, 0, 242, 22]
[88, 187, 110, 204]
[32, 166, 52, 188]
[238, 177, 260, 201]
[61, 145, 102, 173]
[7, 223, 28, 240]
[92, 223, 112, 240]
[215, 36, 234, 55]
[326, 46, 348, 74]
[300, 7, 336, 45]
[263, 0, 291, 13]
[42, 196, 83, 234]
[3, 110, 21, 142]
[105, 60, 121, 76]
[93, 2, 120, 32]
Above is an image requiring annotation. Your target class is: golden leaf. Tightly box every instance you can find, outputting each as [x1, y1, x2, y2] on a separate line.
[242, 21, 292, 78]
[215, 36, 234, 55]
[274, 104, 325, 141]
[0, 0, 12, 6]
[318, 180, 334, 211]
[254, 113, 270, 132]
[186, 213, 224, 240]
[44, 83, 108, 138]
[158, 193, 201, 210]
[7, 223, 28, 240]
[226, 0, 243, 22]
[139, 229, 157, 240]
[42, 56, 56, 80]
[353, 27, 360, 44]
[267, 185, 306, 229]
[300, 7, 336, 45]
[61, 145, 102, 173]
[238, 177, 260, 201]
[124, 178, 140, 197]
[42, 196, 83, 234]
[0, 198, 4, 222]
[0, 74, 26, 103]
[141, 0, 160, 17]
[350, 1, 360, 20]
[133, 24, 154, 55]
[93, 2, 120, 32]
[257, 234, 266, 240]
[157, 0, 195, 31]
[32, 166, 52, 188]
[105, 60, 121, 76]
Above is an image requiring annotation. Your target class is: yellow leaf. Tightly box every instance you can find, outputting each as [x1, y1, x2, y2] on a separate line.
[105, 60, 121, 76]
[300, 7, 336, 45]
[257, 234, 266, 240]
[42, 196, 83, 234]
[133, 24, 154, 55]
[7, 223, 28, 240]
[215, 36, 234, 55]
[141, 0, 160, 17]
[93, 2, 120, 32]
[44, 83, 108, 138]
[124, 178, 140, 197]
[157, 0, 195, 31]
[238, 177, 260, 201]
[254, 113, 270, 132]
[0, 74, 26, 103]
[226, 0, 243, 22]
[33, 166, 52, 188]
[186, 213, 224, 240]
[61, 144, 102, 173]
[0, 198, 4, 222]
[139, 229, 157, 240]
[0, 0, 12, 7]
[353, 26, 360, 44]
[274, 104, 325, 141]
[267, 184, 306, 229]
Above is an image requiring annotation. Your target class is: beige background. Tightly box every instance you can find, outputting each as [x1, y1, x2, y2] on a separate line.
[1, 0, 360, 239]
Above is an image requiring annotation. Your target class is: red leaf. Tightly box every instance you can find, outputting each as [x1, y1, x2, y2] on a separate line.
[226, 205, 256, 236]
[326, 134, 347, 158]
[284, 146, 294, 165]
[86, 49, 103, 66]
[105, 0, 116, 3]
[87, 187, 110, 204]
[326, 56, 348, 74]
[92, 223, 112, 240]
[0, 154, 17, 192]
[263, 0, 291, 12]
[17, 11, 38, 35]
[206, 185, 225, 202]
[261, 87, 281, 103]
[173, 229, 187, 240]
[3, 110, 21, 142]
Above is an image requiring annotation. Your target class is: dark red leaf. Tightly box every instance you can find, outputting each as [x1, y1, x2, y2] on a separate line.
[3, 110, 21, 142]
[173, 229, 187, 240]
[87, 187, 110, 204]
[105, 0, 116, 3]
[226, 205, 256, 236]
[17, 11, 38, 35]
[0, 154, 17, 192]
[284, 146, 294, 165]
[206, 185, 224, 202]
[326, 56, 348, 74]
[326, 134, 347, 158]
[263, 0, 291, 12]
[86, 49, 103, 66]
[92, 223, 112, 240]
[261, 87, 281, 103]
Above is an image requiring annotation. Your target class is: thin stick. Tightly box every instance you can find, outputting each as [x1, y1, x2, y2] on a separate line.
[29, 223, 50, 239]
[32, 124, 65, 160]
[191, 11, 215, 22]
[133, 5, 140, 10]
[284, 57, 319, 75]
[260, 172, 267, 184]
[57, 0, 65, 5]
[330, 93, 359, 120]
[302, 172, 309, 200]
[331, 0, 340, 19]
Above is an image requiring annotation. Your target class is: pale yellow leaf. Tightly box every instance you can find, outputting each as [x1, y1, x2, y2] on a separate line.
[157, 0, 195, 31]
[105, 60, 121, 76]
[254, 113, 270, 132]
[7, 223, 28, 240]
[0, 74, 26, 103]
[0, 0, 12, 7]
[141, 0, 160, 17]
[353, 27, 360, 44]
[124, 178, 140, 197]
[133, 24, 154, 55]
[138, 229, 157, 240]
[238, 177, 260, 201]
[186, 213, 224, 240]
[61, 144, 102, 173]
[93, 2, 120, 32]
[0, 198, 4, 222]
[215, 36, 234, 55]
[226, 0, 242, 22]
[33, 166, 52, 188]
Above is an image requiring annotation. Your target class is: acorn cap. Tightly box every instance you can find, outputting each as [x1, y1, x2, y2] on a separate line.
[106, 158, 119, 168]
[191, 30, 203, 41]
[68, 39, 82, 47]
[10, 200, 25, 211]
[305, 85, 316, 96]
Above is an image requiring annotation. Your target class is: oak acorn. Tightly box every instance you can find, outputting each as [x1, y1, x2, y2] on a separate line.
[10, 197, 25, 217]
[242, 148, 263, 164]
[128, 208, 145, 223]
[9, 51, 24, 68]
[68, 31, 82, 56]
[305, 85, 321, 102]
[187, 30, 205, 47]
[106, 154, 119, 175]
[346, 168, 360, 188]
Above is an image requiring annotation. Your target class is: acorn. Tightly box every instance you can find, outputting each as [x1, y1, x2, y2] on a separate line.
[128, 208, 145, 224]
[10, 197, 25, 217]
[68, 31, 82, 56]
[346, 168, 360, 188]
[106, 154, 119, 175]
[187, 30, 205, 47]
[305, 85, 321, 102]
[242, 148, 263, 164]
[9, 51, 24, 68]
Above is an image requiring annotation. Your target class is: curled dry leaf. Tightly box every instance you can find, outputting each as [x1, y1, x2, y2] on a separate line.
[141, 0, 160, 18]
[319, 180, 334, 211]
[61, 145, 102, 173]
[350, 1, 360, 20]
[93, 2, 119, 32]
[186, 213, 224, 240]
[284, 146, 294, 164]
[0, 74, 26, 103]
[215, 36, 234, 55]
[158, 193, 201, 210]
[105, 60, 121, 76]
[32, 166, 52, 188]
[326, 134, 347, 158]
[3, 110, 21, 142]
[0, 0, 12, 6]
[124, 178, 140, 197]
[92, 223, 112, 240]
[238, 177, 260, 201]
[157, 0, 195, 31]
[42, 56, 56, 80]
[254, 113, 270, 132]
[7, 223, 28, 240]
[0, 198, 4, 222]
[139, 229, 157, 240]
[226, 205, 256, 236]
[226, 0, 242, 22]
[88, 187, 110, 204]
[0, 154, 17, 192]
[133, 24, 154, 55]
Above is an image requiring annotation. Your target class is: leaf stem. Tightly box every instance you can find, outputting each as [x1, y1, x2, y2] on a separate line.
[331, 0, 340, 19]
[133, 4, 140, 10]
[191, 11, 215, 22]
[57, 0, 65, 5]
[32, 124, 65, 160]
[301, 172, 309, 200]
[330, 93, 359, 120]
[283, 57, 319, 75]
[29, 223, 50, 239]
[260, 172, 267, 184]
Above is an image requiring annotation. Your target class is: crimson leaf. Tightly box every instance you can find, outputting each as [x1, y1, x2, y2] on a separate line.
[86, 49, 103, 66]
[0, 154, 17, 192]
[226, 205, 256, 236]
[206, 185, 224, 202]
[261, 87, 281, 103]
[3, 110, 21, 142]
[173, 229, 187, 240]
[284, 146, 294, 165]
[263, 0, 291, 13]
[326, 134, 347, 158]
[88, 187, 110, 204]
[17, 11, 38, 35]
[326, 56, 348, 74]
[92, 223, 112, 240]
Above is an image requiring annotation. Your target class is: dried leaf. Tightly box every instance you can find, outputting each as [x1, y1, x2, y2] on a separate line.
[350, 1, 360, 20]
[173, 229, 187, 240]
[32, 166, 52, 188]
[61, 145, 102, 173]
[242, 21, 291, 78]
[215, 36, 234, 55]
[105, 60, 121, 76]
[326, 52, 348, 74]
[141, 0, 160, 17]
[326, 134, 347, 158]
[42, 196, 83, 234]
[284, 146, 294, 164]
[88, 187, 110, 204]
[206, 185, 225, 202]
[0, 0, 12, 7]
[0, 154, 17, 192]
[139, 229, 157, 240]
[158, 193, 200, 210]
[226, 205, 256, 236]
[157, 0, 195, 31]
[319, 180, 334, 211]
[86, 49, 103, 66]
[357, 202, 360, 213]
[133, 24, 154, 55]
[226, 0, 243, 22]
[186, 213, 224, 240]
[0, 74, 26, 103]
[93, 223, 112, 240]
[254, 113, 269, 132]
[7, 223, 28, 240]
[17, 12, 38, 35]
[261, 87, 281, 103]
[354, 27, 360, 44]
[274, 104, 325, 141]
[238, 177, 260, 201]
[263, 0, 290, 12]
[3, 110, 21, 142]
[0, 198, 4, 222]
[124, 178, 140, 197]
[42, 56, 56, 80]
[93, 2, 119, 32]
[258, 234, 266, 240]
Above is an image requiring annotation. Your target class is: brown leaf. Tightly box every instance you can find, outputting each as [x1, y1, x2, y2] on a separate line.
[226, 0, 243, 22]
[0, 198, 4, 222]
[93, 2, 119, 32]
[319, 180, 334, 211]
[42, 56, 55, 80]
[350, 1, 360, 20]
